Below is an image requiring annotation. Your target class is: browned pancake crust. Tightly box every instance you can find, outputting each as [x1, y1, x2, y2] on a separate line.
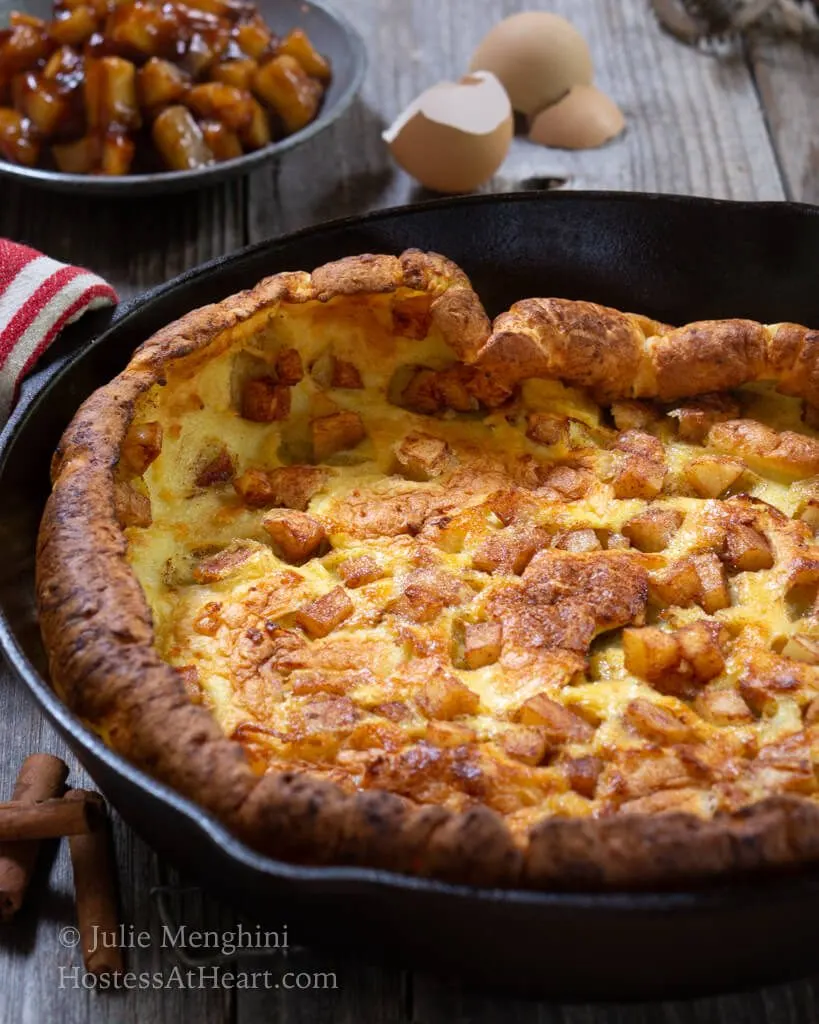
[36, 250, 819, 890]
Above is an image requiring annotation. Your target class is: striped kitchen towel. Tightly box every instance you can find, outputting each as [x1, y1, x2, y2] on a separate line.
[0, 239, 118, 423]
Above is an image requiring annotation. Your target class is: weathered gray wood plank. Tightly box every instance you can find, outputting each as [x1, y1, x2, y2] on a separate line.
[245, 0, 783, 247]
[747, 33, 819, 204]
[0, 182, 247, 301]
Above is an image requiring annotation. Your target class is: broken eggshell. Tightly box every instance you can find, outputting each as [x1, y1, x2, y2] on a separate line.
[382, 71, 513, 194]
[528, 84, 625, 150]
[469, 11, 593, 117]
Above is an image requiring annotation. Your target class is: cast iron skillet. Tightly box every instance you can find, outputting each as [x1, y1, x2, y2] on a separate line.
[3, 192, 819, 999]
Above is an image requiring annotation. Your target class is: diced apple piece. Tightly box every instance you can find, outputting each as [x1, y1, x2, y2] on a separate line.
[252, 54, 322, 134]
[275, 347, 304, 384]
[330, 358, 363, 389]
[121, 421, 162, 475]
[263, 510, 326, 563]
[337, 554, 384, 588]
[610, 400, 658, 432]
[233, 468, 274, 507]
[241, 376, 290, 422]
[195, 448, 235, 487]
[311, 410, 366, 461]
[268, 466, 328, 510]
[676, 620, 727, 682]
[563, 754, 603, 798]
[684, 455, 745, 498]
[526, 412, 569, 447]
[694, 686, 754, 725]
[648, 559, 701, 608]
[622, 626, 680, 681]
[540, 465, 594, 499]
[239, 97, 271, 150]
[669, 393, 740, 443]
[233, 465, 328, 510]
[552, 529, 602, 553]
[692, 553, 731, 613]
[193, 544, 254, 583]
[516, 694, 593, 744]
[500, 725, 547, 765]
[623, 697, 691, 743]
[453, 620, 502, 670]
[137, 57, 188, 110]
[722, 523, 773, 572]
[611, 454, 666, 499]
[708, 420, 819, 479]
[277, 28, 331, 81]
[623, 508, 683, 552]
[472, 527, 547, 575]
[394, 432, 450, 481]
[295, 586, 354, 638]
[425, 721, 477, 747]
[416, 673, 480, 721]
[782, 633, 819, 665]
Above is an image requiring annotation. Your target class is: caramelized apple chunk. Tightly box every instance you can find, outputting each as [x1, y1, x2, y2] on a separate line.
[121, 421, 163, 475]
[311, 410, 366, 461]
[623, 508, 683, 552]
[708, 420, 819, 479]
[648, 558, 702, 608]
[623, 621, 727, 696]
[337, 554, 385, 588]
[684, 455, 745, 498]
[472, 526, 548, 575]
[416, 672, 480, 721]
[692, 552, 731, 613]
[622, 626, 680, 682]
[623, 698, 691, 743]
[233, 465, 328, 510]
[275, 347, 304, 385]
[241, 377, 291, 422]
[500, 726, 548, 765]
[516, 694, 593, 744]
[694, 686, 754, 725]
[552, 529, 602, 553]
[526, 413, 569, 447]
[295, 586, 354, 638]
[393, 432, 450, 481]
[668, 393, 740, 443]
[453, 620, 502, 670]
[263, 510, 326, 563]
[195, 448, 235, 487]
[722, 523, 773, 572]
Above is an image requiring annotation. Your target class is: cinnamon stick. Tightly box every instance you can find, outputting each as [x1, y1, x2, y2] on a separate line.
[0, 796, 96, 842]
[0, 754, 68, 922]
[66, 789, 123, 976]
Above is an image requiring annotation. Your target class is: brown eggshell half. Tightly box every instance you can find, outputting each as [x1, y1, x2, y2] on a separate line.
[383, 72, 513, 194]
[528, 85, 625, 151]
[469, 12, 593, 117]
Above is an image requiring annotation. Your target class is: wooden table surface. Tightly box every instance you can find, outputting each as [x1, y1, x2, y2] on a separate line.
[2, 1, 819, 1021]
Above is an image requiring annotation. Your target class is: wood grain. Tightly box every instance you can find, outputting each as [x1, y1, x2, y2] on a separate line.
[2, 0, 819, 1019]
[245, 0, 784, 247]
[747, 33, 819, 204]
